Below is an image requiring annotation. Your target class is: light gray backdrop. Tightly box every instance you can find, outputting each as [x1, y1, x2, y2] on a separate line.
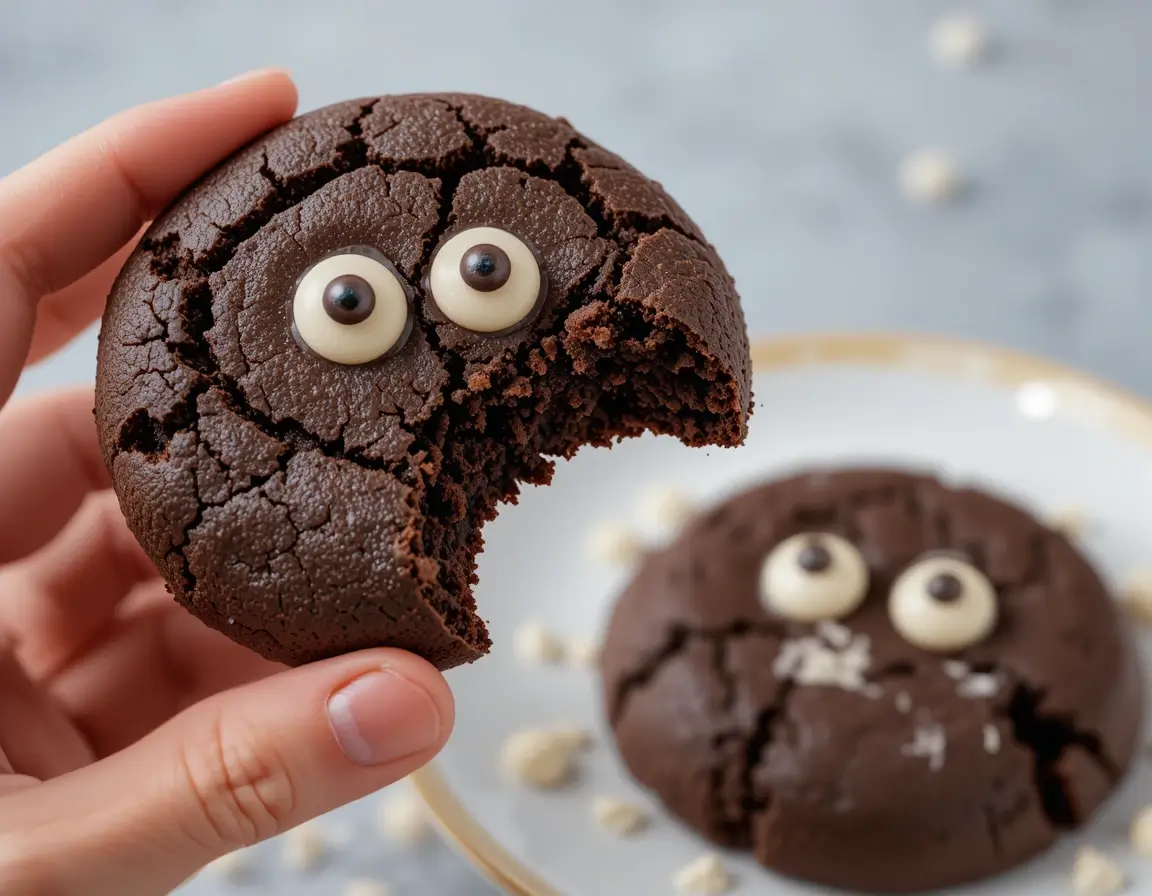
[1, 1, 1149, 893]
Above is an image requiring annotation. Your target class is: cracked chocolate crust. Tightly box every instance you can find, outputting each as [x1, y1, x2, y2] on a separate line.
[600, 469, 1142, 893]
[94, 94, 751, 670]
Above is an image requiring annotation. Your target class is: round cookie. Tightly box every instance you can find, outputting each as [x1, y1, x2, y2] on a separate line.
[95, 94, 751, 670]
[601, 468, 1141, 893]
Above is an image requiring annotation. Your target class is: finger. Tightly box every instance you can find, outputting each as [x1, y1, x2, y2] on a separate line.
[0, 640, 93, 780]
[0, 68, 298, 402]
[25, 236, 142, 366]
[0, 387, 108, 565]
[0, 491, 156, 679]
[3, 650, 452, 894]
[50, 598, 277, 756]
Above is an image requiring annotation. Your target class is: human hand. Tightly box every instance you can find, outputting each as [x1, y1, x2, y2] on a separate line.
[0, 71, 454, 895]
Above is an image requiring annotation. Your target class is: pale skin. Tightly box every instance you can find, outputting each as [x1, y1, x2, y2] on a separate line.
[0, 70, 455, 895]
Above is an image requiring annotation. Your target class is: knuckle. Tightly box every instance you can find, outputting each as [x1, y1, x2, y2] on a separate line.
[178, 709, 298, 850]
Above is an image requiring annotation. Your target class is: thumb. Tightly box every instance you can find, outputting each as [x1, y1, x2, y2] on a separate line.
[0, 648, 453, 895]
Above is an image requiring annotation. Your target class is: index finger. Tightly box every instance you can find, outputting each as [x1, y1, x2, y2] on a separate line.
[0, 69, 298, 399]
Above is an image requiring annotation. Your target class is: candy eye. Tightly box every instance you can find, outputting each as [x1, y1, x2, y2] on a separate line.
[292, 248, 411, 365]
[759, 533, 869, 622]
[888, 555, 998, 652]
[427, 226, 546, 333]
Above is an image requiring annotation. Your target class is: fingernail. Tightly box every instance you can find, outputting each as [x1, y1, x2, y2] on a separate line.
[218, 67, 290, 87]
[327, 668, 442, 765]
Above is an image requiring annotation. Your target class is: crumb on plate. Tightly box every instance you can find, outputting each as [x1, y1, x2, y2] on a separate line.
[586, 521, 646, 566]
[673, 854, 734, 894]
[377, 787, 432, 847]
[513, 620, 566, 664]
[593, 796, 649, 836]
[930, 12, 990, 68]
[899, 149, 964, 204]
[1072, 846, 1125, 896]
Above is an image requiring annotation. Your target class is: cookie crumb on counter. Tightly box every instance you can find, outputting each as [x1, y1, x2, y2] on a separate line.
[501, 727, 585, 788]
[929, 12, 990, 68]
[1072, 846, 1125, 896]
[1121, 571, 1152, 624]
[1132, 805, 1152, 857]
[281, 821, 327, 872]
[1050, 506, 1087, 537]
[899, 149, 964, 204]
[586, 521, 646, 566]
[567, 636, 603, 667]
[592, 796, 650, 837]
[377, 786, 432, 847]
[343, 879, 391, 896]
[638, 485, 697, 532]
[205, 848, 252, 881]
[673, 854, 734, 894]
[551, 724, 595, 752]
[513, 620, 566, 665]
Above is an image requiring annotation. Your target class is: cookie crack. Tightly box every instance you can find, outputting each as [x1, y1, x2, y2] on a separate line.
[997, 679, 1120, 830]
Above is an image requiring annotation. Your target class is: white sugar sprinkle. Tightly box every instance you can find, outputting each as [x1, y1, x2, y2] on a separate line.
[901, 723, 947, 772]
[895, 692, 913, 714]
[816, 620, 853, 649]
[773, 628, 876, 695]
[377, 787, 431, 847]
[983, 724, 1001, 754]
[592, 796, 650, 837]
[942, 660, 970, 680]
[958, 672, 1002, 699]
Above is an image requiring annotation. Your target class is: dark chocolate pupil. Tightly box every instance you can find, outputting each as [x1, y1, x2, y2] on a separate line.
[461, 243, 512, 292]
[323, 274, 376, 325]
[798, 542, 833, 574]
[927, 572, 964, 603]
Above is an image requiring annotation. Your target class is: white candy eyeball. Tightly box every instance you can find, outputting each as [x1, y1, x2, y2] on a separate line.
[888, 554, 999, 653]
[427, 226, 545, 333]
[759, 532, 869, 623]
[292, 248, 411, 365]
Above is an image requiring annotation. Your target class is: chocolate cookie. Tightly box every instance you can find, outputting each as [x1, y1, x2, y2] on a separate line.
[601, 468, 1141, 893]
[94, 94, 750, 670]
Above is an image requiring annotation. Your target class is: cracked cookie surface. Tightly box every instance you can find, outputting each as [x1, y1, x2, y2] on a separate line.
[95, 94, 751, 670]
[600, 468, 1141, 893]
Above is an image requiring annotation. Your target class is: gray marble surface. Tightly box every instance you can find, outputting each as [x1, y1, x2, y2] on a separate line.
[1, 1, 1150, 893]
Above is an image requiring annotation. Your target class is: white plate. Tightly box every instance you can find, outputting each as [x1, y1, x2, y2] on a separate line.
[413, 334, 1152, 896]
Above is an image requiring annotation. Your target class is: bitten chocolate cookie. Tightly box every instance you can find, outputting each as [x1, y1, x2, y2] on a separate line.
[601, 468, 1141, 893]
[94, 94, 750, 670]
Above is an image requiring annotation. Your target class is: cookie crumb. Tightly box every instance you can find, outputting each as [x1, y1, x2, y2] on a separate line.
[1131, 805, 1152, 857]
[1050, 506, 1088, 536]
[513, 620, 566, 665]
[1072, 846, 1125, 895]
[592, 796, 650, 836]
[983, 724, 1001, 754]
[673, 854, 734, 894]
[639, 486, 697, 532]
[930, 12, 990, 68]
[1121, 571, 1152, 624]
[552, 724, 595, 752]
[901, 722, 947, 771]
[566, 636, 602, 667]
[281, 822, 327, 872]
[343, 879, 391, 896]
[501, 727, 583, 788]
[899, 149, 964, 204]
[586, 522, 646, 566]
[205, 848, 252, 881]
[378, 787, 431, 847]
